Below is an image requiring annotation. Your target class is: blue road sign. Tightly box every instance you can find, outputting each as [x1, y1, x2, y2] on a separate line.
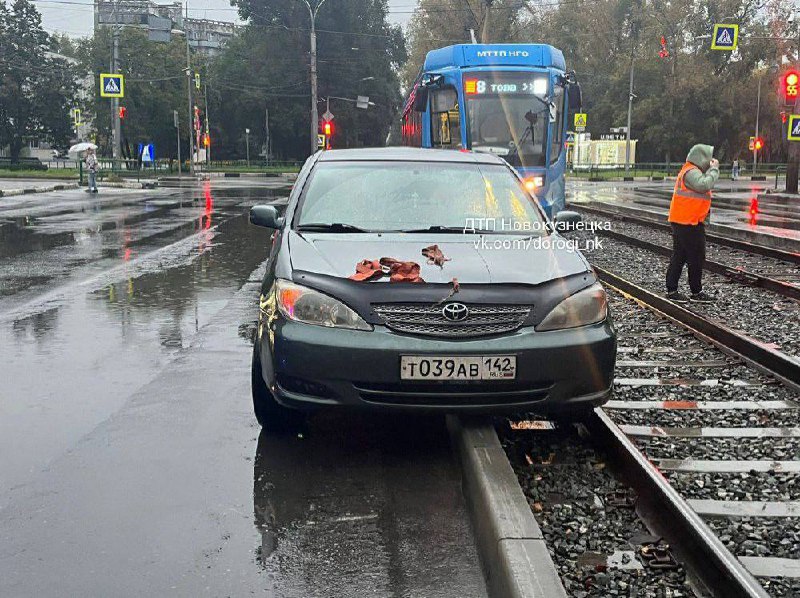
[711, 24, 738, 51]
[100, 73, 125, 98]
[788, 115, 800, 142]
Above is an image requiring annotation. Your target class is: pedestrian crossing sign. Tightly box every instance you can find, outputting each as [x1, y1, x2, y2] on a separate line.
[574, 113, 587, 131]
[710, 24, 738, 51]
[100, 73, 125, 98]
[787, 115, 800, 141]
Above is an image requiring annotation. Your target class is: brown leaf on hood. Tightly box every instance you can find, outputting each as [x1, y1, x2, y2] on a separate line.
[421, 244, 451, 268]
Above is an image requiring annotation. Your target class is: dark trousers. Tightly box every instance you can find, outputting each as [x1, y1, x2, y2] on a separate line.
[666, 223, 705, 294]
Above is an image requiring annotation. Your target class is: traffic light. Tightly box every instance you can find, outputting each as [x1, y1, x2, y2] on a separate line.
[658, 35, 669, 59]
[781, 70, 799, 105]
[754, 137, 764, 151]
[322, 120, 333, 136]
[118, 106, 127, 119]
[203, 134, 210, 147]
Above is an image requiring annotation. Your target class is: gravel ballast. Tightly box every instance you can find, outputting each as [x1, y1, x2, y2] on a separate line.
[501, 424, 698, 598]
[572, 221, 800, 359]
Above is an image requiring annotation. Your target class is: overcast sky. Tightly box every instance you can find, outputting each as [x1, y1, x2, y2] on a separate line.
[30, 0, 414, 38]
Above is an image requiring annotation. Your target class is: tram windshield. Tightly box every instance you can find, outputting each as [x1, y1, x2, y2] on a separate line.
[464, 72, 556, 168]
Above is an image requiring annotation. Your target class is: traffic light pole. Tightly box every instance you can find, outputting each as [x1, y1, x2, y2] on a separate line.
[301, 0, 329, 155]
[185, 16, 194, 176]
[789, 28, 800, 193]
[111, 26, 121, 161]
[754, 76, 761, 176]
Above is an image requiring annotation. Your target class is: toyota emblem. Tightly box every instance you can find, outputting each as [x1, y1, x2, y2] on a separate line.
[442, 302, 469, 322]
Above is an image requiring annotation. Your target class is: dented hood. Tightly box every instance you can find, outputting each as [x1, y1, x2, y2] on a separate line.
[287, 231, 589, 285]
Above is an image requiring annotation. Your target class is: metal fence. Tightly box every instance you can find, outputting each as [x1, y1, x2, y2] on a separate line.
[569, 162, 788, 181]
[0, 158, 303, 184]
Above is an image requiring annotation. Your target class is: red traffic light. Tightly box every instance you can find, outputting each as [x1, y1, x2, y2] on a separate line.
[782, 70, 800, 104]
[323, 121, 333, 136]
[754, 137, 764, 151]
[118, 106, 127, 119]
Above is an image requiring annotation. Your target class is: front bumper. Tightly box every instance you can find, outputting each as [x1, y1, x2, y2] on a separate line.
[258, 317, 616, 413]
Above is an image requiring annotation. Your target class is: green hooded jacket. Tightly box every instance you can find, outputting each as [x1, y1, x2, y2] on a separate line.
[683, 144, 719, 193]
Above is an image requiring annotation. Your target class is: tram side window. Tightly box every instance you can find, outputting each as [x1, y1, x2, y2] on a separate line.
[549, 86, 565, 164]
[431, 108, 462, 148]
[430, 87, 462, 149]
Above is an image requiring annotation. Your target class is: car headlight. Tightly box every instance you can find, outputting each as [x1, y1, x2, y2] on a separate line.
[535, 283, 608, 331]
[275, 279, 371, 331]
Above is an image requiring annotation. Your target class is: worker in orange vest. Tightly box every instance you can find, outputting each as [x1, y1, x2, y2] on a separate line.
[666, 144, 719, 303]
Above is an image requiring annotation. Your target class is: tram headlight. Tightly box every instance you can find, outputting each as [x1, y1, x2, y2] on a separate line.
[524, 176, 545, 192]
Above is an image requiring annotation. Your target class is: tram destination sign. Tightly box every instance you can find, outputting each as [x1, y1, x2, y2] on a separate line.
[464, 73, 548, 97]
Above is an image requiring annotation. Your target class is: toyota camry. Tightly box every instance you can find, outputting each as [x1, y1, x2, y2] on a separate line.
[250, 147, 616, 430]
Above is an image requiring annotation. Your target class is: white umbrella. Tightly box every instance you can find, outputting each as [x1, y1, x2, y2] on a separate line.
[68, 142, 98, 158]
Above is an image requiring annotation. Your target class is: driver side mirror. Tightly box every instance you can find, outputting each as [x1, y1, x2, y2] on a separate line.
[250, 205, 284, 229]
[568, 83, 583, 111]
[553, 210, 582, 232]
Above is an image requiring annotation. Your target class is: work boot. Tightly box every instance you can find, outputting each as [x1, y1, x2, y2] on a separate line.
[690, 291, 714, 304]
[666, 291, 689, 304]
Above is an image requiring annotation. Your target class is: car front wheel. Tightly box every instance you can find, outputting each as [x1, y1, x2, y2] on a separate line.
[251, 341, 302, 433]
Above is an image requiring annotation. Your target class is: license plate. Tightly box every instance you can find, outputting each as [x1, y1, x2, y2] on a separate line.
[400, 355, 516, 380]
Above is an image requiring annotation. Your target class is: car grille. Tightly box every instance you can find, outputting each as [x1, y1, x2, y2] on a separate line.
[372, 303, 532, 338]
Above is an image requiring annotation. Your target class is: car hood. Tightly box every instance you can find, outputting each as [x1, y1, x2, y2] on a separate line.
[287, 231, 589, 284]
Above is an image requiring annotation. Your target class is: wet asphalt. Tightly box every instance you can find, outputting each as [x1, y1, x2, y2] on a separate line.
[0, 180, 487, 597]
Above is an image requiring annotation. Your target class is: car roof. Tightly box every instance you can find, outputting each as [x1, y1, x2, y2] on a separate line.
[316, 147, 507, 165]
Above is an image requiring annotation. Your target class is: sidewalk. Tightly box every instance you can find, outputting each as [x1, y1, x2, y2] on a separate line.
[0, 179, 79, 197]
[0, 180, 162, 197]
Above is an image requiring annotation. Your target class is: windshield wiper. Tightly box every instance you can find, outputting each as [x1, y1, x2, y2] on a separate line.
[401, 225, 496, 234]
[296, 222, 371, 233]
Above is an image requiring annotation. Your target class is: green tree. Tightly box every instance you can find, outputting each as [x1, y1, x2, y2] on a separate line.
[78, 27, 191, 160]
[403, 0, 521, 89]
[210, 0, 406, 160]
[0, 0, 76, 162]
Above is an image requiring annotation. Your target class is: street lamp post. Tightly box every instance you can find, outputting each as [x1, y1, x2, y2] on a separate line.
[625, 58, 634, 174]
[297, 0, 329, 154]
[171, 12, 194, 175]
[245, 128, 250, 166]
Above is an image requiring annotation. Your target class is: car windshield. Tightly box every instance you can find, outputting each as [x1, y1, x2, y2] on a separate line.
[295, 161, 548, 234]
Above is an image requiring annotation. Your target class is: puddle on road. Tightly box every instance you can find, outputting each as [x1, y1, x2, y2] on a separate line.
[0, 183, 287, 300]
[0, 182, 281, 494]
[250, 413, 487, 597]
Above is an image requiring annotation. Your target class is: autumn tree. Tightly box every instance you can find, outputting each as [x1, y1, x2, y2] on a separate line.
[0, 0, 76, 162]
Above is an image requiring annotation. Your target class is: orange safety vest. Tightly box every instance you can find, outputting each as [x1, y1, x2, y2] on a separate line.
[668, 162, 712, 225]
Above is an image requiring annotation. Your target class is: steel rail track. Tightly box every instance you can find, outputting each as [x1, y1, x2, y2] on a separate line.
[585, 266, 800, 598]
[593, 266, 800, 386]
[573, 203, 800, 266]
[587, 222, 800, 301]
[583, 408, 770, 598]
[581, 267, 800, 596]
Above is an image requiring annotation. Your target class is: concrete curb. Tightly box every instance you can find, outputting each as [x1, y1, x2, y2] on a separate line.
[0, 182, 78, 197]
[447, 415, 567, 598]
